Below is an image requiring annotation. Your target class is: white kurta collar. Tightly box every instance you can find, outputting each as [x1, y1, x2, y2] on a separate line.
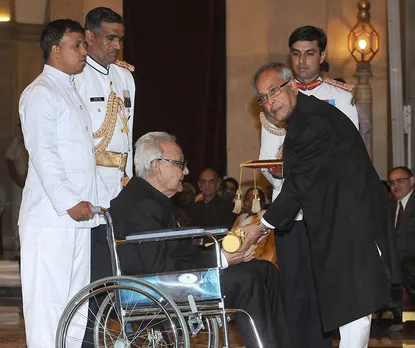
[43, 64, 74, 87]
[86, 55, 110, 75]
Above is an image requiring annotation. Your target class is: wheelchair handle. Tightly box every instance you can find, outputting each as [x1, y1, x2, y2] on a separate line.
[90, 206, 104, 215]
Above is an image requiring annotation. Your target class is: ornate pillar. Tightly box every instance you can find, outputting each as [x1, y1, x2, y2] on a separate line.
[355, 62, 373, 157]
[348, 0, 380, 159]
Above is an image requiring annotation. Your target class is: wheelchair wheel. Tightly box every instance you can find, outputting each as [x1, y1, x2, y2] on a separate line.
[201, 317, 219, 348]
[183, 314, 219, 348]
[56, 276, 190, 348]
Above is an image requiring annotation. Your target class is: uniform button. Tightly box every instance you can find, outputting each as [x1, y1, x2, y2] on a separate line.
[97, 109, 101, 112]
[80, 105, 83, 110]
[86, 126, 88, 131]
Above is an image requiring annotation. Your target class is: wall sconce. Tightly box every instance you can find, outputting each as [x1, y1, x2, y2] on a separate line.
[0, 0, 12, 22]
[348, 0, 379, 63]
[348, 0, 378, 158]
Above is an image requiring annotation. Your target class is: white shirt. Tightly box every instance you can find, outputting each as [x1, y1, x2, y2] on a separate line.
[395, 189, 413, 227]
[259, 77, 359, 227]
[76, 56, 135, 208]
[298, 77, 359, 130]
[19, 65, 99, 228]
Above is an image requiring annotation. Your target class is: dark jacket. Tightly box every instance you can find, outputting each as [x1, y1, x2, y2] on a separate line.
[263, 93, 391, 332]
[390, 191, 415, 295]
[110, 177, 213, 275]
[390, 191, 415, 261]
[187, 195, 236, 230]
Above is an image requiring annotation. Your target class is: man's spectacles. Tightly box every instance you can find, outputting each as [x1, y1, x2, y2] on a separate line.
[388, 177, 411, 186]
[256, 80, 290, 105]
[156, 158, 188, 170]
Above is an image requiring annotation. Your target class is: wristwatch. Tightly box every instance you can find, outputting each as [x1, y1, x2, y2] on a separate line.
[257, 221, 271, 235]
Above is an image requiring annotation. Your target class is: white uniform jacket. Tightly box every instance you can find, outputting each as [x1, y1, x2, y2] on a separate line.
[259, 77, 359, 204]
[76, 56, 135, 208]
[298, 77, 359, 129]
[19, 65, 99, 228]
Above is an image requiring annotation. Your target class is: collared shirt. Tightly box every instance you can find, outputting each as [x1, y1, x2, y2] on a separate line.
[75, 56, 135, 208]
[395, 189, 413, 227]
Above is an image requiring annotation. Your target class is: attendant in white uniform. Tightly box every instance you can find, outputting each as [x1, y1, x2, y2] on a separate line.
[257, 26, 362, 348]
[18, 19, 99, 348]
[76, 7, 135, 282]
[75, 8, 135, 346]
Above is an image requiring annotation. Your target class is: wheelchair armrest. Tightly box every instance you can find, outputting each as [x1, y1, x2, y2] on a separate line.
[120, 227, 228, 244]
[117, 228, 227, 269]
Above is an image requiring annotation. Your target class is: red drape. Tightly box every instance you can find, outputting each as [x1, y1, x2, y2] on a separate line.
[123, 0, 227, 184]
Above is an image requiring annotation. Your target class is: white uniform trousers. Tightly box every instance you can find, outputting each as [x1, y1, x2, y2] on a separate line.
[20, 226, 91, 348]
[339, 314, 372, 348]
[338, 244, 380, 347]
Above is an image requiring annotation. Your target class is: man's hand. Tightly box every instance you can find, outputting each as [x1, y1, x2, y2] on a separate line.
[268, 165, 283, 179]
[67, 201, 94, 221]
[240, 223, 262, 250]
[223, 245, 257, 266]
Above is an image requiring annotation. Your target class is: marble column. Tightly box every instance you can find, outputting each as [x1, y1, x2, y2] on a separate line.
[327, 0, 388, 178]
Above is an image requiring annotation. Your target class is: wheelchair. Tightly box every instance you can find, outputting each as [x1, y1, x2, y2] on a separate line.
[55, 208, 263, 348]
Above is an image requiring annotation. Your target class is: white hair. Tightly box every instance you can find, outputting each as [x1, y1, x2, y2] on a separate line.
[134, 131, 177, 179]
[251, 62, 293, 94]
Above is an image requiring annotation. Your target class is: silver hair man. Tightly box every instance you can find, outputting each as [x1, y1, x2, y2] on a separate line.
[134, 131, 177, 178]
[251, 62, 293, 94]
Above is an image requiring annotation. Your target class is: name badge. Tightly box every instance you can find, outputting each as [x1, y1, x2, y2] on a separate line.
[90, 97, 105, 102]
[123, 90, 132, 108]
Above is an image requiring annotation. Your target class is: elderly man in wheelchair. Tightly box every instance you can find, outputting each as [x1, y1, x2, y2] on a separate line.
[56, 132, 290, 348]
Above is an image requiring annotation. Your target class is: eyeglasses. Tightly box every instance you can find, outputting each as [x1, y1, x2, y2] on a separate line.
[156, 158, 188, 170]
[388, 177, 411, 186]
[256, 80, 290, 105]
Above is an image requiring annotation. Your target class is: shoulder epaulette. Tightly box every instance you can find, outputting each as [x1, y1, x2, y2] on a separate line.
[323, 77, 354, 93]
[114, 60, 135, 72]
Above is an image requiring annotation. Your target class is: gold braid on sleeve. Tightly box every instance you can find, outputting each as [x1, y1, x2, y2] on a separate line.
[93, 91, 123, 156]
[260, 112, 286, 136]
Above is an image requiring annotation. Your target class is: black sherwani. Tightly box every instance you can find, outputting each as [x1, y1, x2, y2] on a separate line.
[110, 177, 291, 348]
[186, 195, 237, 230]
[263, 93, 391, 333]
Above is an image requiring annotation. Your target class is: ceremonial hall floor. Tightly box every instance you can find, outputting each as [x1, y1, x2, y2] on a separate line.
[1, 259, 415, 347]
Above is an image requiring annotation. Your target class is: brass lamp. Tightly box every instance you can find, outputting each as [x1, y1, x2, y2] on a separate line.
[347, 0, 378, 158]
[0, 0, 12, 22]
[348, 0, 379, 63]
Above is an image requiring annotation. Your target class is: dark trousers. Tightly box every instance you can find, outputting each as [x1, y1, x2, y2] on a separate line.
[275, 221, 332, 348]
[82, 224, 113, 347]
[222, 259, 291, 348]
